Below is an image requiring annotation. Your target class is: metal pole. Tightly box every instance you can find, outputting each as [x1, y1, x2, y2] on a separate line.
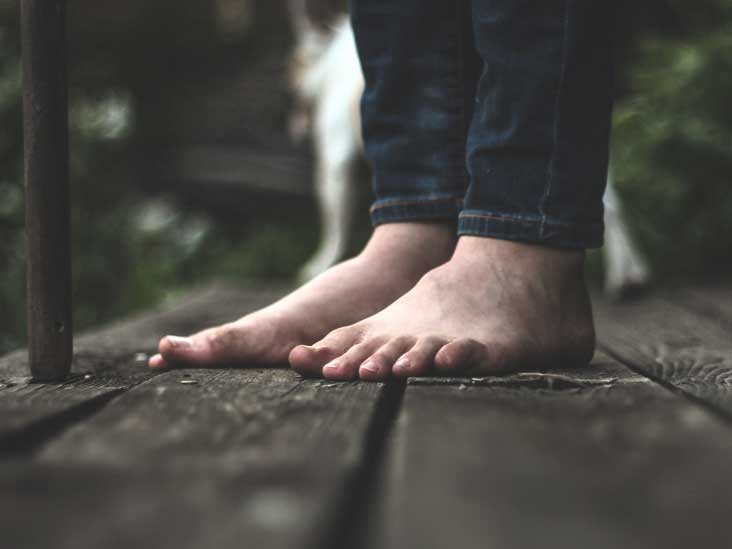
[21, 0, 72, 381]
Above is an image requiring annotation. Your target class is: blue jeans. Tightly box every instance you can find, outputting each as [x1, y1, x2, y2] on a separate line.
[351, 0, 615, 249]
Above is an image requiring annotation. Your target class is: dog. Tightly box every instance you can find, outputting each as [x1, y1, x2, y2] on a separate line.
[287, 0, 650, 298]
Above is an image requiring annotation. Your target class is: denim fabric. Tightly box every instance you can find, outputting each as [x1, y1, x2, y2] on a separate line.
[351, 0, 479, 226]
[350, 0, 615, 249]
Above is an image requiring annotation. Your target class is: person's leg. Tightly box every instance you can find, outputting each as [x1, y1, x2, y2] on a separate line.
[148, 0, 475, 370]
[353, 0, 478, 227]
[290, 0, 615, 380]
[459, 0, 612, 247]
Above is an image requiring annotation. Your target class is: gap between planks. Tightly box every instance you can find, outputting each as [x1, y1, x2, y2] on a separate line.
[369, 350, 732, 549]
[1, 368, 403, 549]
[8, 282, 732, 549]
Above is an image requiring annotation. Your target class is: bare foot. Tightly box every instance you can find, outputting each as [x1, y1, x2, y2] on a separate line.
[148, 222, 456, 369]
[289, 237, 595, 380]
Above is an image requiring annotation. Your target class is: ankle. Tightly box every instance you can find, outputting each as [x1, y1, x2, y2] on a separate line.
[453, 236, 584, 272]
[360, 222, 457, 270]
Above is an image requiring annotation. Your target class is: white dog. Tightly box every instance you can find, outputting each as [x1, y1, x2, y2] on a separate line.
[287, 2, 650, 298]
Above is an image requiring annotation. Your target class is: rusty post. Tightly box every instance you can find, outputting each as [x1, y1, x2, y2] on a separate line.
[21, 0, 72, 381]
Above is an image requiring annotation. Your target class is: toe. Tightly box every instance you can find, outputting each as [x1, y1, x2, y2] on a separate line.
[322, 338, 386, 381]
[158, 327, 219, 365]
[393, 336, 446, 378]
[289, 325, 364, 377]
[159, 322, 269, 367]
[289, 345, 337, 377]
[359, 336, 416, 380]
[148, 353, 169, 370]
[434, 338, 506, 374]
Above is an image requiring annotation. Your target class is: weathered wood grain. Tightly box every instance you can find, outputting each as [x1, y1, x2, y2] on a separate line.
[38, 368, 382, 471]
[409, 357, 645, 388]
[594, 293, 732, 417]
[2, 368, 396, 549]
[373, 353, 732, 549]
[0, 284, 288, 453]
[0, 376, 123, 455]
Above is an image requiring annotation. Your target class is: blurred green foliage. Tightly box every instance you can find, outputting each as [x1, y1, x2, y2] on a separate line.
[0, 2, 319, 354]
[1, 2, 732, 354]
[611, 0, 732, 275]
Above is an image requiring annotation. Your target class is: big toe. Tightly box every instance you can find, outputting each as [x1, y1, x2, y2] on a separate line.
[148, 353, 169, 370]
[158, 324, 237, 366]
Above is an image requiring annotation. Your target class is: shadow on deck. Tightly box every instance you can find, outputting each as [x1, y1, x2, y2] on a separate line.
[2, 282, 732, 549]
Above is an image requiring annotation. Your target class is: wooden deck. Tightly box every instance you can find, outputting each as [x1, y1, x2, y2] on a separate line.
[2, 283, 732, 549]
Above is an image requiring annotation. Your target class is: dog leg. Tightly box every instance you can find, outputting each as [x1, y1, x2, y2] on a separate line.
[298, 137, 357, 282]
[293, 19, 366, 282]
[602, 171, 651, 298]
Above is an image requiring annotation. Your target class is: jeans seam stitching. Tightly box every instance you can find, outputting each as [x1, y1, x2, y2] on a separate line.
[460, 212, 601, 229]
[460, 213, 542, 225]
[539, 0, 571, 236]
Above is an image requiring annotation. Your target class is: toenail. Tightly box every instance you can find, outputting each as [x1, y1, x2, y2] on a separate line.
[323, 361, 340, 371]
[394, 356, 411, 371]
[360, 361, 378, 374]
[166, 336, 192, 349]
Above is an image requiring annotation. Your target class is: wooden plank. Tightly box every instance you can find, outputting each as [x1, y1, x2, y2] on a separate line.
[0, 465, 331, 549]
[36, 368, 383, 470]
[409, 357, 641, 388]
[0, 376, 123, 455]
[0, 284, 288, 452]
[2, 369, 397, 549]
[21, 0, 72, 381]
[0, 283, 287, 379]
[372, 353, 732, 549]
[594, 291, 732, 417]
[674, 284, 732, 329]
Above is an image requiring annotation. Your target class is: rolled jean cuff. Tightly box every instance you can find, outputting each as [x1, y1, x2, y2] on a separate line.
[457, 210, 604, 250]
[370, 193, 464, 226]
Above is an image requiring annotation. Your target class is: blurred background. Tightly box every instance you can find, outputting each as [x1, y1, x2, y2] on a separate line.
[1, 0, 731, 354]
